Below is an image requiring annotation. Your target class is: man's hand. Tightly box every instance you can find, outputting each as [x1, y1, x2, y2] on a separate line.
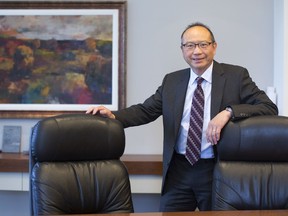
[206, 109, 232, 145]
[86, 106, 116, 119]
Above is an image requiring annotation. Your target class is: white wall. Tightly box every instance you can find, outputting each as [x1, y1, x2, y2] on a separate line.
[274, 0, 288, 116]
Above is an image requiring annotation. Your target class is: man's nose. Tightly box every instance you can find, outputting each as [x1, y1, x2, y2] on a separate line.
[193, 45, 202, 53]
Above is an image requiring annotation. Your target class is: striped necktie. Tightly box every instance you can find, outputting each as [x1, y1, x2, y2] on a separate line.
[185, 77, 205, 165]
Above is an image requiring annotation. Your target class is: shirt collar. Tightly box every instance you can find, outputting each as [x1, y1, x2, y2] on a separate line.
[190, 61, 213, 84]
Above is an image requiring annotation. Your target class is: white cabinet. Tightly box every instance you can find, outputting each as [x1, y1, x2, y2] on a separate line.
[0, 172, 29, 191]
[0, 172, 162, 193]
[22, 173, 29, 191]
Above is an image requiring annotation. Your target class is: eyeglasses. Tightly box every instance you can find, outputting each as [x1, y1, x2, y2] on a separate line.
[181, 41, 214, 50]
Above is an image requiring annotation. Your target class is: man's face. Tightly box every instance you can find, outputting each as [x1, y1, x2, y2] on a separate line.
[181, 26, 217, 75]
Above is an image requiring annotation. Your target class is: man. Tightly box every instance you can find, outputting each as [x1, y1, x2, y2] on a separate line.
[86, 22, 278, 211]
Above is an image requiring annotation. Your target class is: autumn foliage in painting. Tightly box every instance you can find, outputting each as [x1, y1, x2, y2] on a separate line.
[0, 23, 113, 105]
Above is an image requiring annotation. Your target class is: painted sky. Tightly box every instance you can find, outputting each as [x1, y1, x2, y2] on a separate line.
[0, 15, 113, 40]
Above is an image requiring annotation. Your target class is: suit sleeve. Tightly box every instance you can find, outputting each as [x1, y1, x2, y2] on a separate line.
[228, 68, 278, 120]
[112, 76, 167, 128]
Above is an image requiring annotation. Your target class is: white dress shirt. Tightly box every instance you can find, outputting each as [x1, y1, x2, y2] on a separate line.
[175, 62, 214, 159]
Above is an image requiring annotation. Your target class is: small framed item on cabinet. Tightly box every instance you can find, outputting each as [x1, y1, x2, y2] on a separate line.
[2, 125, 22, 153]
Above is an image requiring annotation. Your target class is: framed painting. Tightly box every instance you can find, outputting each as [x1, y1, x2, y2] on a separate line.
[0, 1, 126, 118]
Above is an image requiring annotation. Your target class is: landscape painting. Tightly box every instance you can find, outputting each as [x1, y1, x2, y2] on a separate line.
[0, 2, 126, 118]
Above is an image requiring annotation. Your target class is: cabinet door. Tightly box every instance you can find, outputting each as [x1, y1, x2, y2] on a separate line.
[22, 173, 29, 191]
[0, 173, 22, 191]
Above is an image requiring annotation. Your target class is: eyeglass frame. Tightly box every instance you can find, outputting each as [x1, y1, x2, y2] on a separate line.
[181, 41, 215, 50]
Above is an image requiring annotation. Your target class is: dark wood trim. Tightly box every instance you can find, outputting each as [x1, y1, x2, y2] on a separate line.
[0, 153, 162, 175]
[121, 154, 162, 175]
[0, 153, 29, 172]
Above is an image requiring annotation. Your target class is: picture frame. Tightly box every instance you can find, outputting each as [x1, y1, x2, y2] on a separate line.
[0, 1, 127, 118]
[2, 125, 22, 153]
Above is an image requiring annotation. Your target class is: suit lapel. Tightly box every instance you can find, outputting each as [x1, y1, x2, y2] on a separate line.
[211, 61, 226, 118]
[174, 69, 190, 138]
[171, 63, 226, 137]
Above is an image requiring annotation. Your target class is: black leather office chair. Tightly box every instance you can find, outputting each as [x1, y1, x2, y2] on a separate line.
[212, 115, 288, 210]
[30, 114, 134, 215]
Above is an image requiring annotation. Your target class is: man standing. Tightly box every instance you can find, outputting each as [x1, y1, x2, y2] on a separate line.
[86, 22, 278, 211]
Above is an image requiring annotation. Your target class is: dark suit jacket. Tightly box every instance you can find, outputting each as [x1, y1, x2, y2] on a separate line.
[113, 60, 278, 191]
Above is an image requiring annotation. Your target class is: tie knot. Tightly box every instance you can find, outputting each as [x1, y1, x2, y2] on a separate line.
[196, 77, 204, 85]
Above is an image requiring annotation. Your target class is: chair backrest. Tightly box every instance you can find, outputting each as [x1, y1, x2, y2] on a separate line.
[212, 115, 288, 210]
[30, 114, 134, 215]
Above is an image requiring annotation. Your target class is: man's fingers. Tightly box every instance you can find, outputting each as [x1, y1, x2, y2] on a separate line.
[85, 107, 99, 115]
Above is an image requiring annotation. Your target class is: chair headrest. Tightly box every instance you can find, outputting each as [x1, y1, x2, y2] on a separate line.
[218, 115, 288, 162]
[31, 114, 125, 162]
